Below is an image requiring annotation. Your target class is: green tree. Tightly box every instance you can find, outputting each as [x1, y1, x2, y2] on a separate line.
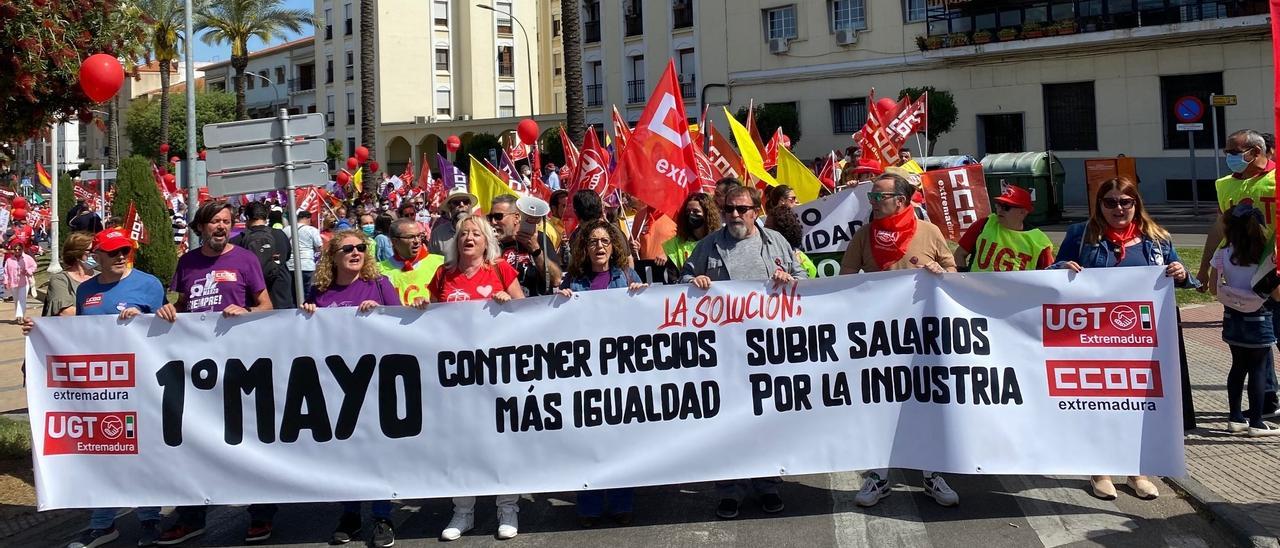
[57, 174, 76, 249]
[898, 86, 957, 155]
[137, 0, 188, 160]
[460, 133, 502, 171]
[327, 139, 343, 169]
[539, 131, 565, 168]
[111, 156, 177, 282]
[735, 102, 802, 146]
[125, 91, 236, 160]
[196, 0, 311, 120]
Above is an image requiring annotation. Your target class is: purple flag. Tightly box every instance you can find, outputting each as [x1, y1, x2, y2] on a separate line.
[497, 149, 526, 193]
[437, 153, 468, 192]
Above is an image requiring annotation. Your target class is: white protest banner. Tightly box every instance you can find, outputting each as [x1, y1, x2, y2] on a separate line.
[27, 267, 1183, 509]
[796, 185, 871, 254]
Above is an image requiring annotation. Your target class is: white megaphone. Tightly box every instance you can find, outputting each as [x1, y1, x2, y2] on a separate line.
[516, 195, 550, 239]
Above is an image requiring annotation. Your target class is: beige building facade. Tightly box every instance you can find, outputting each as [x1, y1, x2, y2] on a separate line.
[590, 0, 1273, 205]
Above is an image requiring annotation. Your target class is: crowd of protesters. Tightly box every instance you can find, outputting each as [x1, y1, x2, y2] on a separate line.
[21, 127, 1280, 548]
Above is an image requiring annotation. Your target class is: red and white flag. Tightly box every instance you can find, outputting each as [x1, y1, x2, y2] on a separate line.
[818, 152, 837, 191]
[611, 105, 632, 155]
[295, 187, 324, 220]
[124, 203, 149, 244]
[614, 60, 700, 219]
[855, 90, 927, 168]
[559, 126, 580, 176]
[571, 127, 614, 198]
[762, 127, 790, 171]
[507, 141, 529, 162]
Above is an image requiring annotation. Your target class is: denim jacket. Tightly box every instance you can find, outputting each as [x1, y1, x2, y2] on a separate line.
[1053, 222, 1200, 289]
[560, 266, 639, 292]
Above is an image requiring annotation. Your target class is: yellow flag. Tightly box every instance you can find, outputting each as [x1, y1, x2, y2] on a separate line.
[774, 144, 822, 204]
[468, 155, 517, 214]
[352, 167, 364, 193]
[723, 107, 777, 186]
[899, 159, 924, 174]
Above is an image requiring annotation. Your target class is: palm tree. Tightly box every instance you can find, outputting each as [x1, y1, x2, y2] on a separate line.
[196, 0, 310, 121]
[137, 0, 186, 157]
[561, 0, 584, 146]
[359, 0, 375, 161]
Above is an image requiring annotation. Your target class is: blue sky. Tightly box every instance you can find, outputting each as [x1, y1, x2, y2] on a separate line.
[191, 0, 315, 63]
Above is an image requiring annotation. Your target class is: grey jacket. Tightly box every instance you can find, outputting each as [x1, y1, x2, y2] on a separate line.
[680, 226, 808, 282]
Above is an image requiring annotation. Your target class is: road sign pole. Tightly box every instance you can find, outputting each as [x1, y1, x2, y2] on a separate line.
[1211, 93, 1221, 178]
[98, 164, 105, 217]
[1189, 130, 1199, 215]
[279, 108, 306, 307]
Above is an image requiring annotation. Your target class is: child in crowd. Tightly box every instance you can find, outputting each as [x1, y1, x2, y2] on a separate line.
[2, 240, 36, 322]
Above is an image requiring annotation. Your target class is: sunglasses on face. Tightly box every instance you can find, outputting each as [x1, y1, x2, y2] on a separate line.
[487, 212, 515, 223]
[1101, 197, 1136, 210]
[98, 248, 130, 258]
[449, 200, 471, 208]
[338, 243, 368, 254]
[867, 192, 901, 203]
[721, 205, 754, 216]
[996, 203, 1013, 212]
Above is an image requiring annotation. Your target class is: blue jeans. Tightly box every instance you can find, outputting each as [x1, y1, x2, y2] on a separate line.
[1265, 300, 1280, 393]
[576, 488, 634, 517]
[89, 507, 161, 529]
[342, 500, 393, 519]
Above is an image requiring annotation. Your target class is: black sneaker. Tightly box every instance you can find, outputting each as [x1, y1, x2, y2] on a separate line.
[68, 526, 119, 548]
[715, 498, 739, 519]
[137, 520, 160, 547]
[371, 518, 395, 548]
[330, 512, 362, 545]
[760, 493, 785, 514]
[244, 520, 272, 544]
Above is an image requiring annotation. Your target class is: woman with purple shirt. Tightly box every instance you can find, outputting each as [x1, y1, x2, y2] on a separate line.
[300, 230, 424, 547]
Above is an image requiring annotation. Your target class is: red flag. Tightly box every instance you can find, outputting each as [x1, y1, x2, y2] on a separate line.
[763, 127, 788, 171]
[571, 127, 614, 198]
[401, 160, 415, 188]
[507, 141, 529, 162]
[559, 126, 580, 176]
[855, 89, 927, 168]
[611, 105, 631, 155]
[615, 60, 700, 219]
[418, 153, 433, 192]
[745, 100, 767, 161]
[818, 152, 837, 191]
[295, 187, 324, 220]
[706, 124, 747, 181]
[124, 203, 149, 244]
[920, 165, 991, 242]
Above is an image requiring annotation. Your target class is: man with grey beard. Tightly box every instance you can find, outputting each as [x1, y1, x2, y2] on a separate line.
[679, 182, 805, 520]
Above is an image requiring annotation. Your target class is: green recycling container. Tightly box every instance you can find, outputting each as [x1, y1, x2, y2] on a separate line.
[979, 152, 1066, 225]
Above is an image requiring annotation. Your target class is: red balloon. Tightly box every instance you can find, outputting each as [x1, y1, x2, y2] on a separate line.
[79, 54, 125, 103]
[198, 149, 207, 161]
[169, 156, 180, 164]
[11, 208, 26, 221]
[346, 157, 359, 170]
[163, 173, 176, 187]
[355, 145, 370, 163]
[337, 171, 351, 185]
[446, 135, 461, 152]
[159, 143, 170, 155]
[369, 161, 379, 173]
[12, 197, 27, 210]
[517, 119, 540, 145]
[876, 97, 899, 118]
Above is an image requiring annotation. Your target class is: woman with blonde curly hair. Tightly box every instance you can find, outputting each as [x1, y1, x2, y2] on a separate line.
[301, 229, 420, 314]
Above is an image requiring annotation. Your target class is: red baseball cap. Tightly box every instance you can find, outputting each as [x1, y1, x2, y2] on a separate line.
[994, 185, 1034, 210]
[93, 228, 134, 252]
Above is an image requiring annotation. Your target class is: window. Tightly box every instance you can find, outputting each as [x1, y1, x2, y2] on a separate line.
[275, 67, 285, 84]
[346, 92, 355, 125]
[347, 138, 356, 156]
[345, 51, 354, 81]
[326, 56, 334, 83]
[903, 0, 925, 22]
[831, 0, 866, 31]
[831, 98, 866, 134]
[324, 8, 333, 39]
[436, 89, 451, 116]
[496, 1, 513, 35]
[765, 5, 798, 40]
[498, 45, 514, 78]
[434, 0, 448, 25]
[435, 48, 449, 71]
[978, 114, 1024, 155]
[553, 53, 562, 76]
[344, 3, 353, 35]
[677, 48, 695, 99]
[626, 55, 645, 103]
[624, 1, 643, 36]
[499, 89, 516, 118]
[584, 1, 601, 43]
[1043, 82, 1098, 151]
[674, 0, 694, 29]
[1160, 72, 1225, 150]
[552, 16, 561, 37]
[246, 74, 254, 90]
[326, 94, 335, 126]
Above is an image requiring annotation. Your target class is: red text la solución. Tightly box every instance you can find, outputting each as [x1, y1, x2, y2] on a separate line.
[658, 286, 803, 330]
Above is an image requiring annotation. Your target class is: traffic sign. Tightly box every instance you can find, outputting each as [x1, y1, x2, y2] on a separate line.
[1176, 123, 1204, 131]
[204, 139, 328, 173]
[1211, 94, 1237, 107]
[1173, 96, 1205, 124]
[201, 113, 326, 148]
[207, 162, 330, 197]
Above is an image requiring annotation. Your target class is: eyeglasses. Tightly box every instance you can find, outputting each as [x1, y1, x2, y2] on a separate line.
[487, 212, 516, 223]
[394, 233, 420, 241]
[867, 192, 901, 203]
[995, 203, 1013, 212]
[98, 248, 130, 258]
[1225, 147, 1256, 155]
[587, 238, 612, 248]
[721, 205, 754, 216]
[448, 199, 471, 208]
[338, 243, 368, 254]
[1101, 197, 1137, 210]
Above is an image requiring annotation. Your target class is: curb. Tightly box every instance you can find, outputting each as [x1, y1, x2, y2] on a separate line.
[1165, 475, 1280, 548]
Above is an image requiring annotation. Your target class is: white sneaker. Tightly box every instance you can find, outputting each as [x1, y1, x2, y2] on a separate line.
[1228, 421, 1249, 434]
[854, 473, 890, 507]
[497, 507, 519, 540]
[1248, 422, 1280, 437]
[923, 473, 959, 506]
[439, 511, 473, 541]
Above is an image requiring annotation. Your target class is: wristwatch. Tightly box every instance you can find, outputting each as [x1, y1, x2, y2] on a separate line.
[530, 247, 543, 258]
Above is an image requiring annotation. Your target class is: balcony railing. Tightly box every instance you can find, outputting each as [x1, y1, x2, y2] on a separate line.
[586, 84, 603, 107]
[347, 109, 355, 125]
[327, 112, 335, 127]
[674, 5, 694, 28]
[920, 0, 1266, 49]
[584, 21, 601, 43]
[287, 78, 315, 93]
[626, 79, 645, 104]
[345, 19, 353, 35]
[624, 15, 643, 36]
[325, 25, 333, 40]
[679, 75, 696, 99]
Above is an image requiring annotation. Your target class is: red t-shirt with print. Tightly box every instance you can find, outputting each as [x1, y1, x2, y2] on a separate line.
[429, 261, 519, 303]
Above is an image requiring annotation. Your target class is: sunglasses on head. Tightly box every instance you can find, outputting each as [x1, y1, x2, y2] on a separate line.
[1101, 197, 1136, 210]
[721, 205, 754, 216]
[338, 243, 368, 254]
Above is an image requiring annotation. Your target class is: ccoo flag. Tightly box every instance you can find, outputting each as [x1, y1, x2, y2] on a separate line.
[614, 60, 701, 219]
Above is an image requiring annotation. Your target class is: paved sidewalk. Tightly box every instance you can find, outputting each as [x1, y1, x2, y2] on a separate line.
[1178, 302, 1280, 547]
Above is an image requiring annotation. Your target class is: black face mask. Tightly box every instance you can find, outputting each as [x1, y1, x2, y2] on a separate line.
[687, 214, 705, 228]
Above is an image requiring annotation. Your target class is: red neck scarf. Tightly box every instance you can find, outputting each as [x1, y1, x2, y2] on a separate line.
[396, 246, 430, 272]
[870, 206, 917, 270]
[1103, 222, 1140, 263]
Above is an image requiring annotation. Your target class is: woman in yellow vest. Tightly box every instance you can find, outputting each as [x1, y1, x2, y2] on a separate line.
[954, 185, 1054, 272]
[657, 192, 721, 275]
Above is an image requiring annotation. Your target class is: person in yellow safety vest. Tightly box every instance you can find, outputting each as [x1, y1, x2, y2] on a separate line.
[378, 217, 444, 306]
[954, 185, 1054, 272]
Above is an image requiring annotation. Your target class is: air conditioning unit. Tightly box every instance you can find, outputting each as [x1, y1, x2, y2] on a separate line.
[768, 38, 790, 54]
[458, 114, 472, 120]
[835, 28, 858, 45]
[414, 115, 428, 124]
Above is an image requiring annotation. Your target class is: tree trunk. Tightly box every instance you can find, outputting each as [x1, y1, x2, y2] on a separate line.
[107, 99, 119, 169]
[561, 0, 584, 146]
[359, 0, 376, 161]
[232, 55, 249, 121]
[158, 58, 172, 158]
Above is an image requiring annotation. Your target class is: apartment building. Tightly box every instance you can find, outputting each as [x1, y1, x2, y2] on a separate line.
[202, 36, 318, 120]
[591, 0, 1273, 205]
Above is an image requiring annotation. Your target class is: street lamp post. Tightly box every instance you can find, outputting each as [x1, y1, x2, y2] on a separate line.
[184, 0, 198, 227]
[244, 71, 284, 112]
[477, 4, 537, 118]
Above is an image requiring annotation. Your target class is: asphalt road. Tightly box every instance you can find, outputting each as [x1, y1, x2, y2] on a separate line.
[30, 471, 1231, 548]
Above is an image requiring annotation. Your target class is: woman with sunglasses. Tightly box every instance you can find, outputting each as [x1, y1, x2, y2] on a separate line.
[1054, 176, 1197, 502]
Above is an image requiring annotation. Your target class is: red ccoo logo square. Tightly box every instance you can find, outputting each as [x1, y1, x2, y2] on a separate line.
[1042, 302, 1157, 347]
[46, 354, 135, 389]
[1046, 360, 1163, 398]
[44, 411, 138, 455]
